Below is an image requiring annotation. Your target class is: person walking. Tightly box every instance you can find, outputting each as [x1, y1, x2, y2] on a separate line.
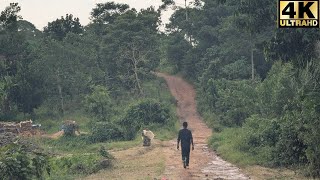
[177, 121, 194, 169]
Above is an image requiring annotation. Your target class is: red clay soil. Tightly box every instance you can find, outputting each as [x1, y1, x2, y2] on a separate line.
[157, 73, 249, 180]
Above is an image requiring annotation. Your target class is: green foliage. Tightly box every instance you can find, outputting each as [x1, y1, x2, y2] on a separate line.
[266, 29, 320, 66]
[41, 135, 89, 153]
[99, 146, 110, 158]
[85, 85, 113, 121]
[90, 122, 123, 143]
[49, 153, 106, 177]
[238, 115, 280, 165]
[98, 6, 161, 94]
[0, 3, 43, 118]
[183, 8, 319, 165]
[205, 61, 320, 176]
[0, 3, 21, 30]
[198, 78, 258, 126]
[120, 99, 171, 140]
[90, 2, 130, 24]
[208, 128, 257, 166]
[221, 58, 251, 80]
[44, 14, 83, 40]
[0, 143, 50, 180]
[257, 62, 297, 117]
[166, 32, 192, 73]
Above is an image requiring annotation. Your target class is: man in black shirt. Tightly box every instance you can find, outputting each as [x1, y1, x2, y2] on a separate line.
[177, 121, 194, 169]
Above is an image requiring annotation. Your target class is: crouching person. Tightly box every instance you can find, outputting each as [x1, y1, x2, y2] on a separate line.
[142, 128, 154, 146]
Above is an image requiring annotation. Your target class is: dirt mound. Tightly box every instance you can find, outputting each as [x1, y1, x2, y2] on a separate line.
[50, 130, 64, 139]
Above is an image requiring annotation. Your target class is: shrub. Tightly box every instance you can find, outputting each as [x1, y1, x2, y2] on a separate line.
[85, 85, 113, 121]
[120, 99, 171, 140]
[90, 122, 123, 143]
[221, 58, 251, 80]
[0, 143, 50, 180]
[238, 115, 281, 165]
[199, 78, 258, 126]
[273, 112, 308, 166]
[49, 153, 109, 177]
[257, 62, 297, 117]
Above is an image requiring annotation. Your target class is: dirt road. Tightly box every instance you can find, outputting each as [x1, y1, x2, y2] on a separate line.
[157, 73, 249, 180]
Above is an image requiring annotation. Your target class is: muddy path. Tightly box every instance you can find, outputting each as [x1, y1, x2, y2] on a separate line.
[157, 73, 249, 180]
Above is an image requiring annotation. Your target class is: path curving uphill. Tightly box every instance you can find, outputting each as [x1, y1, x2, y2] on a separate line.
[157, 73, 249, 180]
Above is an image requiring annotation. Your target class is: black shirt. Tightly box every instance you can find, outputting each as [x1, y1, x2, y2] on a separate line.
[178, 128, 193, 149]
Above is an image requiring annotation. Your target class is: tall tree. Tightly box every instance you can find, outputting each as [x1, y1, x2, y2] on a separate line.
[44, 14, 83, 40]
[0, 3, 42, 117]
[235, 0, 276, 80]
[0, 3, 21, 31]
[98, 6, 161, 95]
[90, 2, 130, 24]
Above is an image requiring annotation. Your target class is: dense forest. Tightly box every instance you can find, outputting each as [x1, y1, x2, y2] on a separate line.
[0, 0, 320, 179]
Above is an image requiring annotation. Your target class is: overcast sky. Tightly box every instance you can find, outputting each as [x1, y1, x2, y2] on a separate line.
[0, 0, 186, 30]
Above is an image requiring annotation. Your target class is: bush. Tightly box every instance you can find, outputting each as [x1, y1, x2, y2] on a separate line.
[198, 78, 258, 126]
[274, 113, 307, 166]
[85, 85, 113, 121]
[238, 115, 281, 165]
[257, 62, 297, 117]
[221, 58, 251, 80]
[0, 143, 50, 180]
[49, 153, 108, 177]
[120, 99, 171, 140]
[90, 122, 123, 143]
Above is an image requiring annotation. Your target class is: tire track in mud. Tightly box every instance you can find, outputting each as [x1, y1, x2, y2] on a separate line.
[157, 73, 250, 180]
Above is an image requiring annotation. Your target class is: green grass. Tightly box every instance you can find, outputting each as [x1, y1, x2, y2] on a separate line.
[209, 128, 257, 167]
[46, 153, 106, 180]
[36, 113, 92, 134]
[151, 120, 180, 141]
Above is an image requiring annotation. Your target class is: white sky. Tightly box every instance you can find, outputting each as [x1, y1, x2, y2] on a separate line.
[0, 0, 186, 30]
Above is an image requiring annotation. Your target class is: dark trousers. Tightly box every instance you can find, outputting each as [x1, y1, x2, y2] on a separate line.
[181, 147, 190, 165]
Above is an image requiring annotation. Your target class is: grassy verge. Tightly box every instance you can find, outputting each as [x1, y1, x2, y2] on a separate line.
[209, 128, 257, 166]
[208, 126, 309, 179]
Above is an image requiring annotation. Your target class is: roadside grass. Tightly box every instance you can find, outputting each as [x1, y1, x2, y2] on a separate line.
[208, 126, 311, 179]
[33, 112, 92, 134]
[209, 128, 257, 166]
[151, 120, 180, 141]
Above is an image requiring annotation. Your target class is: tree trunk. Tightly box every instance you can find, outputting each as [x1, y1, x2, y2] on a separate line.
[56, 69, 65, 116]
[250, 32, 255, 81]
[251, 46, 254, 80]
[132, 50, 144, 96]
[185, 0, 188, 21]
[2, 96, 10, 115]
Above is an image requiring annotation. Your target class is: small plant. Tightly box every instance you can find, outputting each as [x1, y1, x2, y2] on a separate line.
[99, 146, 112, 158]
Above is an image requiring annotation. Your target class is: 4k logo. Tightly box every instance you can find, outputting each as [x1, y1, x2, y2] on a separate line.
[278, 0, 319, 28]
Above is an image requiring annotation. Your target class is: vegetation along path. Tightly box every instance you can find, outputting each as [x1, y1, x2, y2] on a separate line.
[157, 73, 249, 180]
